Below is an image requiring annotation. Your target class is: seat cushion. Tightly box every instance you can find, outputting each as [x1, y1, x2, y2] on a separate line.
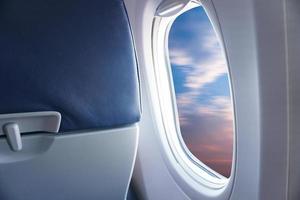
[0, 0, 140, 131]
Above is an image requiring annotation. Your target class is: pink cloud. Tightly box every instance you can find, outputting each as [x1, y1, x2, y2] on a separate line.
[169, 9, 233, 177]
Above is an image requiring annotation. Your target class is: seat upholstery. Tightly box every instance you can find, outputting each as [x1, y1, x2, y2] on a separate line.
[0, 0, 140, 131]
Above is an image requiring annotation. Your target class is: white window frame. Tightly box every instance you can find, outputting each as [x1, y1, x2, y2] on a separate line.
[151, 1, 235, 189]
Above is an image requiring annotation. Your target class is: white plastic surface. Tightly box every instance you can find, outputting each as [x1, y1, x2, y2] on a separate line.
[3, 123, 22, 151]
[0, 111, 61, 136]
[0, 124, 139, 200]
[125, 0, 290, 199]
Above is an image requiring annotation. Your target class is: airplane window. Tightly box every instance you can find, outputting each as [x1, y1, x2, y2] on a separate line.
[168, 6, 234, 178]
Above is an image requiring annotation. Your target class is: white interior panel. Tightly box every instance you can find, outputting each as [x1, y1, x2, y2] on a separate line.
[0, 125, 138, 200]
[125, 0, 290, 199]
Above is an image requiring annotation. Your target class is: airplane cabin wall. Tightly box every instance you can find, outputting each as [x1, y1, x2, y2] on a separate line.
[124, 0, 294, 199]
[287, 0, 300, 199]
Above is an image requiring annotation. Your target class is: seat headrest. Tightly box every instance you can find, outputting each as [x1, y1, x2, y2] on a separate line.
[0, 0, 140, 131]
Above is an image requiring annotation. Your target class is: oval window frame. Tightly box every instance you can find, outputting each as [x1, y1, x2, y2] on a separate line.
[151, 1, 236, 190]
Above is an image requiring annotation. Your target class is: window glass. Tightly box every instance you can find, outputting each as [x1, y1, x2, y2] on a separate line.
[168, 6, 233, 177]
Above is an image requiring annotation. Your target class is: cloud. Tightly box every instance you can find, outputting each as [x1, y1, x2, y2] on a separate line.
[169, 49, 194, 66]
[201, 32, 223, 55]
[169, 6, 233, 177]
[170, 28, 227, 92]
[184, 58, 226, 90]
[179, 107, 234, 177]
[197, 96, 233, 121]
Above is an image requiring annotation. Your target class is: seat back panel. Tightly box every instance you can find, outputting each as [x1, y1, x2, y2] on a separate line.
[0, 125, 138, 200]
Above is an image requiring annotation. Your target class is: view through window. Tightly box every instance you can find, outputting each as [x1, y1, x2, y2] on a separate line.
[168, 6, 234, 177]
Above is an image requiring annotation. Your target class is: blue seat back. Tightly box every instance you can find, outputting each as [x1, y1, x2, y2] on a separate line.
[0, 0, 140, 131]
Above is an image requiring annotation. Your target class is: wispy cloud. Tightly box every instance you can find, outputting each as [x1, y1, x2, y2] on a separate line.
[169, 6, 233, 177]
[169, 26, 227, 93]
[169, 49, 194, 66]
[197, 96, 233, 121]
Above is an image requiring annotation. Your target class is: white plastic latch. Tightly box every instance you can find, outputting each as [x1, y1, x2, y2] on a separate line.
[0, 111, 61, 152]
[3, 123, 22, 152]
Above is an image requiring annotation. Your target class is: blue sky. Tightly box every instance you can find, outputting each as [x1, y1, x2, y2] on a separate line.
[169, 6, 233, 177]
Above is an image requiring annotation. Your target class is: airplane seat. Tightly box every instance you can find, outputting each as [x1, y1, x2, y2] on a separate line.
[0, 0, 140, 199]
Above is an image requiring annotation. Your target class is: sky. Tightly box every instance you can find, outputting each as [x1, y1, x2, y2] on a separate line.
[168, 6, 233, 177]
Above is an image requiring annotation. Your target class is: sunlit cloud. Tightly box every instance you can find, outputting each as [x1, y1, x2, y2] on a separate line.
[170, 26, 227, 92]
[184, 58, 226, 90]
[202, 32, 223, 54]
[169, 6, 233, 177]
[169, 49, 194, 66]
[197, 96, 233, 121]
[179, 109, 233, 176]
